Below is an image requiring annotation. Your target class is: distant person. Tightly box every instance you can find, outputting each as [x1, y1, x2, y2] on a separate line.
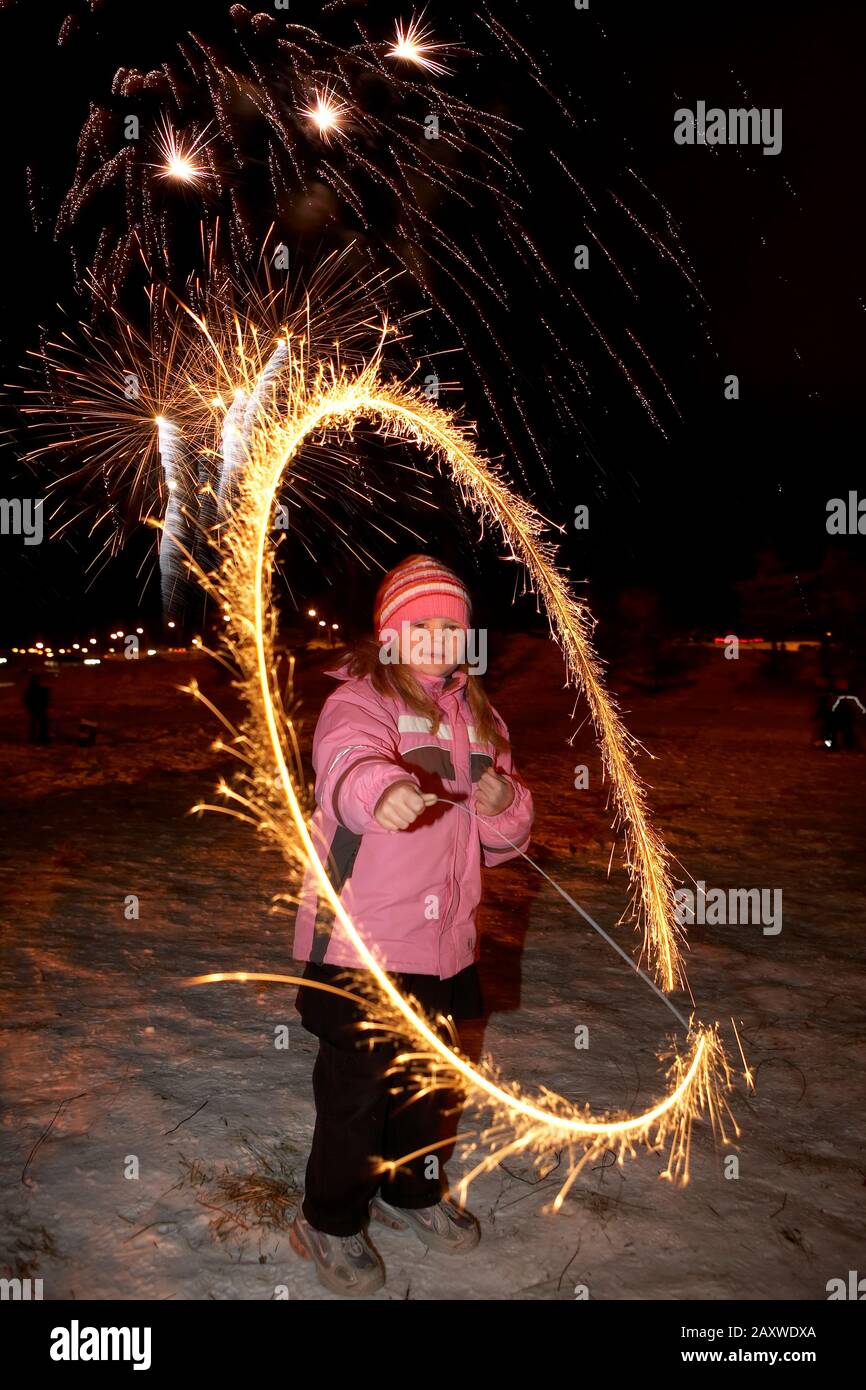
[24, 674, 51, 744]
[814, 678, 859, 751]
[829, 679, 858, 751]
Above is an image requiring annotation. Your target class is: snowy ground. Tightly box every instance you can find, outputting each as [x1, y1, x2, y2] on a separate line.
[1, 639, 864, 1301]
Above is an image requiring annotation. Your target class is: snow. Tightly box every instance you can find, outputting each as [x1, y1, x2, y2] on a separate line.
[1, 640, 863, 1300]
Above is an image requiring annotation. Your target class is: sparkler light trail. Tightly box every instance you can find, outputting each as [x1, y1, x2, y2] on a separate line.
[142, 275, 744, 1197]
[212, 324, 686, 990]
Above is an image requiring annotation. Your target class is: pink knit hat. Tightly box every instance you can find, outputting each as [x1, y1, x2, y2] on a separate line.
[375, 554, 471, 639]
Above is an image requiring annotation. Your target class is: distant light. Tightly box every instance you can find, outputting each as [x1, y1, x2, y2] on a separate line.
[318, 620, 326, 627]
[117, 631, 124, 638]
[332, 623, 339, 630]
[147, 649, 157, 657]
[89, 638, 97, 645]
[136, 627, 143, 635]
[307, 609, 317, 618]
[192, 636, 202, 647]
[84, 658, 101, 666]
[824, 739, 832, 747]
[167, 620, 176, 629]
[0, 657, 6, 665]
[72, 643, 80, 650]
[36, 641, 44, 649]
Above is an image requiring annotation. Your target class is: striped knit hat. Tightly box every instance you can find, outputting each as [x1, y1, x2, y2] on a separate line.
[375, 554, 471, 639]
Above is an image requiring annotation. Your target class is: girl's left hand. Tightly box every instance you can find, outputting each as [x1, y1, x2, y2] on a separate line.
[475, 767, 515, 817]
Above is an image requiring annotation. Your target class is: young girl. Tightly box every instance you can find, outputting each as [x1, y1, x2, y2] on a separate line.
[289, 554, 534, 1295]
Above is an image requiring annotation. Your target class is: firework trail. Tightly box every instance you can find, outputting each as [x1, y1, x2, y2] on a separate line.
[155, 414, 191, 619]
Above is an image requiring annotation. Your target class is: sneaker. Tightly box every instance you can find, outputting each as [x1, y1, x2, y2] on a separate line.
[289, 1210, 385, 1296]
[370, 1194, 480, 1254]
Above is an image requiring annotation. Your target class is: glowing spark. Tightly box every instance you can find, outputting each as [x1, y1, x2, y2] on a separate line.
[300, 89, 348, 142]
[387, 17, 453, 75]
[154, 118, 213, 184]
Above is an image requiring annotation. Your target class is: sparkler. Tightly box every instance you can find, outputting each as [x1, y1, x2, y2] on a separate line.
[153, 278, 743, 1197]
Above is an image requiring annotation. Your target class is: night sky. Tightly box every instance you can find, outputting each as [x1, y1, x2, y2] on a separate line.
[0, 0, 863, 644]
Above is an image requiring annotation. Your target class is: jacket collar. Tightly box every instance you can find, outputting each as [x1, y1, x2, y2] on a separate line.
[415, 667, 468, 700]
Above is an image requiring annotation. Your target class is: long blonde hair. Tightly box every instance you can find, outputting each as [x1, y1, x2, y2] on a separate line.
[344, 637, 509, 754]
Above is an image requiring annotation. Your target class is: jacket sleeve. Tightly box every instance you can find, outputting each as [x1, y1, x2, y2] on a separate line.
[312, 688, 420, 835]
[475, 710, 534, 867]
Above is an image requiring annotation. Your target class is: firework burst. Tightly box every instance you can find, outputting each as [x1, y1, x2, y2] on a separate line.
[386, 14, 455, 76]
[16, 249, 441, 593]
[299, 87, 350, 143]
[153, 115, 215, 183]
[36, 0, 708, 534]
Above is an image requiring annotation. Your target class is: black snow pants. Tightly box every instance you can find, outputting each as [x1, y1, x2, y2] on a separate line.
[295, 959, 482, 1237]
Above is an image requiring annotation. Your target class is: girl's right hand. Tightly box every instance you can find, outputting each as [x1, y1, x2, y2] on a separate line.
[374, 780, 437, 830]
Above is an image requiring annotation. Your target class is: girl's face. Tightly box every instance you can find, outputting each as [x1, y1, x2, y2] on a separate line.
[407, 616, 466, 678]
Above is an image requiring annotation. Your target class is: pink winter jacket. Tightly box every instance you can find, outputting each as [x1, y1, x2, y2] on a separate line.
[292, 665, 534, 979]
